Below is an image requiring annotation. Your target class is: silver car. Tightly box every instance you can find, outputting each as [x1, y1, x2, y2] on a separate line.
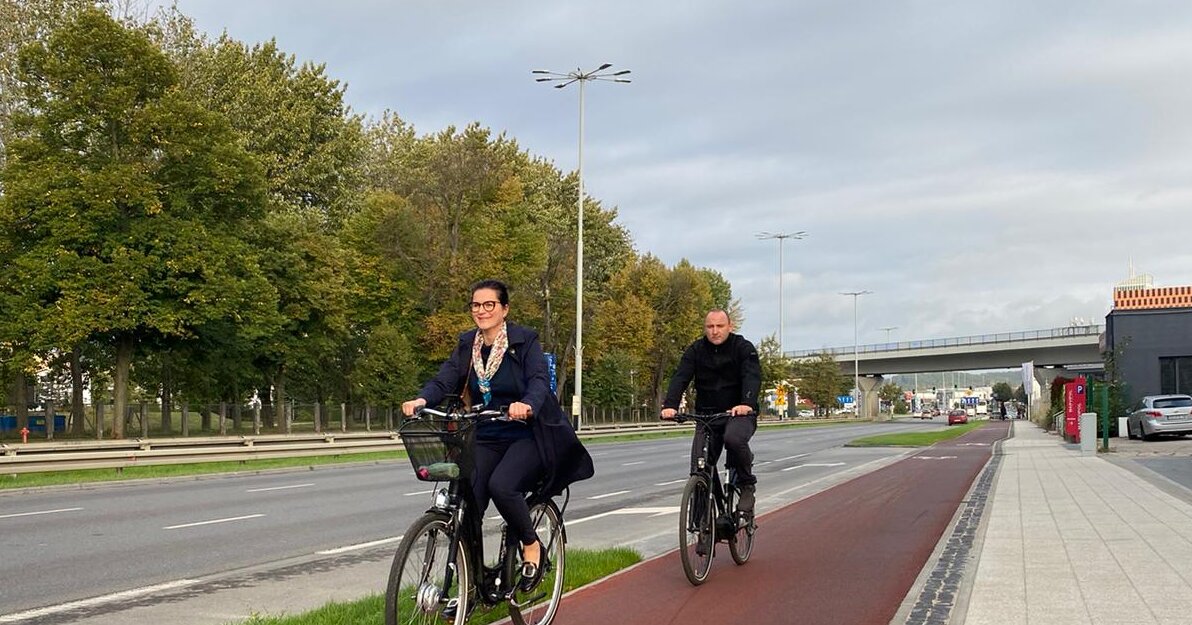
[1126, 394, 1192, 440]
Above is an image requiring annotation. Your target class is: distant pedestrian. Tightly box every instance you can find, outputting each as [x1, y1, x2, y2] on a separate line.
[999, 402, 1007, 421]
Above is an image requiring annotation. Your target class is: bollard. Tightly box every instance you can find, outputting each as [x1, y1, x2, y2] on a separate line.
[1080, 412, 1097, 455]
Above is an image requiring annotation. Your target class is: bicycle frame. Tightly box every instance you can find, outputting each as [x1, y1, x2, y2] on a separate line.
[686, 413, 740, 534]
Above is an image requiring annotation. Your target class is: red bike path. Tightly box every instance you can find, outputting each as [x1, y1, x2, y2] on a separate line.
[554, 422, 1010, 625]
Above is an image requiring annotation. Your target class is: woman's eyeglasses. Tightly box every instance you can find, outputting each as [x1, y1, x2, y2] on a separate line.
[469, 300, 500, 313]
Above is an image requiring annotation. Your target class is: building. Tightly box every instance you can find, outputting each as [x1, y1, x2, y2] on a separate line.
[1104, 276, 1192, 402]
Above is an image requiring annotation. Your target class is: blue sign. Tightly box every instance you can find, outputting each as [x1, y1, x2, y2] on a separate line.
[837, 395, 854, 405]
[543, 352, 558, 394]
[962, 396, 979, 406]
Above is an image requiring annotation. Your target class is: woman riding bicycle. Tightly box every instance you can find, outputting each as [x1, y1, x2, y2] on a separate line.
[401, 279, 594, 589]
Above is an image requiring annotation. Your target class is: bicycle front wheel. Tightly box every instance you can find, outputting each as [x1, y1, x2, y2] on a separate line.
[385, 511, 471, 625]
[678, 474, 715, 585]
[508, 500, 566, 625]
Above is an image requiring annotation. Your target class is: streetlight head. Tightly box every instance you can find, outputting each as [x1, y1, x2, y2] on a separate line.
[531, 69, 550, 74]
[614, 79, 632, 83]
[612, 70, 631, 76]
[597, 63, 613, 71]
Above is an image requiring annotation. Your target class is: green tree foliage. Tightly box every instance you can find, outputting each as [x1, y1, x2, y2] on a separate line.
[757, 335, 792, 392]
[0, 8, 275, 436]
[794, 353, 852, 416]
[991, 381, 1014, 403]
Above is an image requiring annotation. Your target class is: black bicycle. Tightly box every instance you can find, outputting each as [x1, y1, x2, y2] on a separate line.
[672, 412, 756, 585]
[385, 405, 568, 625]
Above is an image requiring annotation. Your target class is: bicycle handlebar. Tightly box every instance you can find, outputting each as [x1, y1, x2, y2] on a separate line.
[669, 411, 749, 424]
[412, 406, 528, 424]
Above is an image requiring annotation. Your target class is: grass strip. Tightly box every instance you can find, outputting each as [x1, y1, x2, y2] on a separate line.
[236, 547, 641, 625]
[0, 451, 407, 490]
[846, 421, 986, 447]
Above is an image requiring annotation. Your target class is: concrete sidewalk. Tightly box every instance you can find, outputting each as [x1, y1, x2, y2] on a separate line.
[960, 421, 1192, 625]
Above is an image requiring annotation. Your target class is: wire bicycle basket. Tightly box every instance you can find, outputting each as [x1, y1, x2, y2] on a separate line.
[399, 417, 477, 482]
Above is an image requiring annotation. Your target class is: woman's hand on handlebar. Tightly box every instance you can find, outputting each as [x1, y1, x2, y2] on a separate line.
[660, 408, 677, 420]
[508, 401, 533, 420]
[401, 398, 426, 417]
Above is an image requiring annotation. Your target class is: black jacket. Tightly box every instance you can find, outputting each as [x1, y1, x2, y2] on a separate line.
[662, 333, 761, 413]
[418, 322, 595, 499]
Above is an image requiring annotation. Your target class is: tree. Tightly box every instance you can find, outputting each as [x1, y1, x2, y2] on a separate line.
[793, 353, 851, 416]
[991, 381, 1014, 403]
[1014, 384, 1028, 404]
[1, 8, 275, 437]
[757, 334, 793, 416]
[878, 383, 904, 415]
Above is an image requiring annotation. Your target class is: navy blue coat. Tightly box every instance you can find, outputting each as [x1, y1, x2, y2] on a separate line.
[419, 322, 594, 500]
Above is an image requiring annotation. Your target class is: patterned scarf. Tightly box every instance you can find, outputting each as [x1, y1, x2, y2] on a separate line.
[471, 322, 509, 406]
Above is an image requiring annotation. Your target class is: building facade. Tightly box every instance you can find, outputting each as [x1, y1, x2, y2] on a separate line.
[1105, 281, 1192, 402]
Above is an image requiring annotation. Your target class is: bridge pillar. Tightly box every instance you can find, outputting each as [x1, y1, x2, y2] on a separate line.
[859, 376, 883, 420]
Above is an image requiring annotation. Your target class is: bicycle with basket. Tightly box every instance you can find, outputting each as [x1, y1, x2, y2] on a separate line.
[385, 402, 569, 625]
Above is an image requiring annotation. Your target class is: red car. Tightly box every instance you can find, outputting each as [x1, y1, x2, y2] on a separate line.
[947, 409, 968, 425]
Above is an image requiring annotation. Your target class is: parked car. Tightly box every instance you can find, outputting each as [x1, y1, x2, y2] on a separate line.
[1127, 394, 1192, 440]
[947, 409, 969, 425]
[915, 410, 933, 420]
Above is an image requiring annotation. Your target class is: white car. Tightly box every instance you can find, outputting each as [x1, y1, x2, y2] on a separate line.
[1126, 394, 1192, 440]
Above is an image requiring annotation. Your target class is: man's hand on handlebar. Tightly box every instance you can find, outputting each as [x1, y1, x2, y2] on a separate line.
[401, 398, 426, 417]
[730, 405, 754, 416]
[660, 408, 677, 420]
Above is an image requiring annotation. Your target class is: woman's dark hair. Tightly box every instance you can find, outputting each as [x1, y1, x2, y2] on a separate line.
[470, 279, 509, 306]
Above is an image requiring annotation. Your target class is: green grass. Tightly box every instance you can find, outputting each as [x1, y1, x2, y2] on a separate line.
[0, 451, 407, 490]
[236, 547, 641, 625]
[846, 421, 986, 447]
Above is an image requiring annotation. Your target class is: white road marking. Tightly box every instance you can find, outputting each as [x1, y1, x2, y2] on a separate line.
[0, 579, 199, 623]
[568, 506, 681, 526]
[622, 461, 645, 466]
[958, 443, 989, 446]
[782, 462, 846, 471]
[756, 461, 773, 466]
[654, 479, 687, 486]
[0, 507, 82, 520]
[774, 453, 810, 462]
[913, 456, 957, 460]
[587, 490, 631, 500]
[769, 455, 903, 499]
[403, 490, 435, 497]
[316, 536, 402, 555]
[246, 483, 313, 493]
[164, 514, 265, 530]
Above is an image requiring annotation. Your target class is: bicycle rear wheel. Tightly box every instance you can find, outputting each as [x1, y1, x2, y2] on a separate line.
[508, 500, 566, 625]
[728, 510, 756, 565]
[385, 511, 471, 625]
[678, 474, 715, 585]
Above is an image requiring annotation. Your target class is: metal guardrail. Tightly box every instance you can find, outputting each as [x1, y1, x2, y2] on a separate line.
[0, 418, 863, 475]
[787, 324, 1104, 359]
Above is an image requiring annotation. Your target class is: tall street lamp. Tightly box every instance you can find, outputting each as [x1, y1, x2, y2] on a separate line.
[533, 64, 631, 426]
[879, 326, 898, 345]
[756, 231, 807, 356]
[840, 290, 872, 417]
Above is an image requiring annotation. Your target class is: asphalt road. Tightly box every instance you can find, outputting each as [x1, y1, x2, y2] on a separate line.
[0, 419, 942, 622]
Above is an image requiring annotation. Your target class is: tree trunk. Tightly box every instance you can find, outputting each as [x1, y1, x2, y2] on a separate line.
[160, 359, 173, 435]
[275, 365, 288, 434]
[70, 347, 86, 435]
[112, 335, 133, 439]
[12, 369, 29, 430]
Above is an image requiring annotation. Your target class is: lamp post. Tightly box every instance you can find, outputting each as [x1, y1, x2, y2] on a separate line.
[840, 290, 872, 417]
[879, 326, 898, 345]
[533, 64, 631, 427]
[756, 231, 807, 355]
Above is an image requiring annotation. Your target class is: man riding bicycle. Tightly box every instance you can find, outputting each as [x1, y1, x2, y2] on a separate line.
[661, 309, 762, 515]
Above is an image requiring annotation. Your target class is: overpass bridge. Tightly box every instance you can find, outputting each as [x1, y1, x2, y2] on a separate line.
[788, 324, 1104, 375]
[788, 324, 1105, 416]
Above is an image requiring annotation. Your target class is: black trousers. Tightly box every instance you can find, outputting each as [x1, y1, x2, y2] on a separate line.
[691, 414, 757, 486]
[472, 437, 544, 545]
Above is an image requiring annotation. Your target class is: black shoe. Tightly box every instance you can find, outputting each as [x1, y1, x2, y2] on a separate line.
[519, 541, 547, 592]
[737, 485, 755, 514]
[695, 533, 709, 557]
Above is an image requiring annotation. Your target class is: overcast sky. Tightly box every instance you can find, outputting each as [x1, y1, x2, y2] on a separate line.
[154, 0, 1192, 354]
